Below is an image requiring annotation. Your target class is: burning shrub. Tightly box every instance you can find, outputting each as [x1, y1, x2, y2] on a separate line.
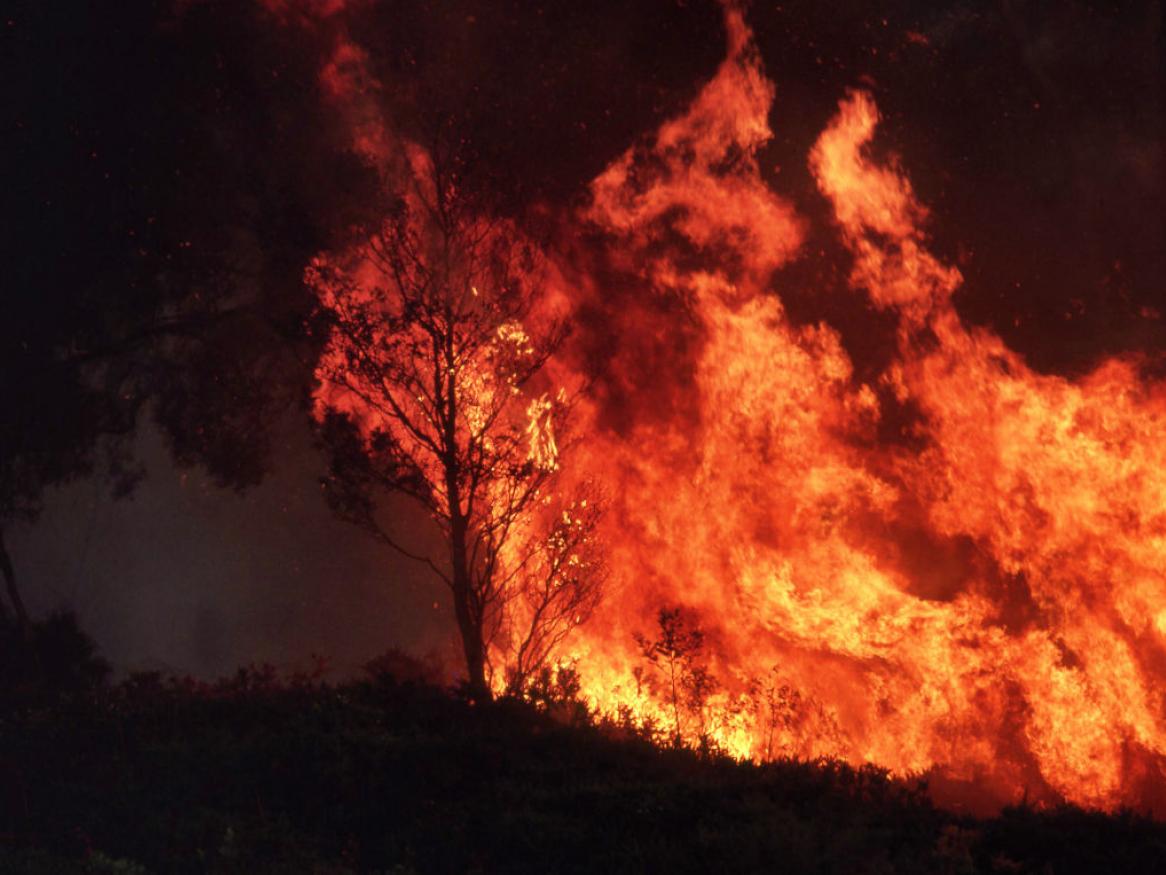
[747, 666, 848, 762]
[635, 606, 718, 749]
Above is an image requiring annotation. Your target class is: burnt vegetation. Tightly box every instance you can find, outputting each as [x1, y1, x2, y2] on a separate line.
[2, 637, 1164, 874]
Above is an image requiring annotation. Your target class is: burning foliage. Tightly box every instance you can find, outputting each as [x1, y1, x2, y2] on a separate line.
[310, 138, 602, 699]
[293, 0, 1166, 812]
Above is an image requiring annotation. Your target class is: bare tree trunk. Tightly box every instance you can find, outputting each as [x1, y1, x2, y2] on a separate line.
[449, 514, 489, 701]
[458, 602, 488, 700]
[443, 343, 490, 702]
[0, 526, 30, 632]
[668, 658, 682, 747]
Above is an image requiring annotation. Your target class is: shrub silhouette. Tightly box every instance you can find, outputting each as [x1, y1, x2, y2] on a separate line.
[0, 609, 109, 705]
[3, 661, 1163, 873]
[635, 606, 718, 749]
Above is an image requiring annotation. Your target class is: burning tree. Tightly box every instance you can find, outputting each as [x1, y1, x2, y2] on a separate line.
[503, 494, 607, 695]
[635, 607, 717, 748]
[310, 146, 603, 699]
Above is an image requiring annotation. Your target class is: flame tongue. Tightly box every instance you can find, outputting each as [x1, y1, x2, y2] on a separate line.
[553, 8, 1166, 811]
[304, 1, 1166, 811]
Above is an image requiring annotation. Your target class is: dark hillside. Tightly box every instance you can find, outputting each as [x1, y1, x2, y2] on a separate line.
[2, 642, 1163, 874]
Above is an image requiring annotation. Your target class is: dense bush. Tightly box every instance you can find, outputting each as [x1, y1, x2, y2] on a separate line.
[0, 610, 110, 708]
[2, 656, 1163, 874]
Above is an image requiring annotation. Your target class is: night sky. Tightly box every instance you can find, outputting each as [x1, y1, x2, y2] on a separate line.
[4, 0, 1162, 677]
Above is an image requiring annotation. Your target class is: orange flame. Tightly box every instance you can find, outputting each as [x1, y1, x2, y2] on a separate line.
[551, 8, 1166, 812]
[303, 2, 1166, 811]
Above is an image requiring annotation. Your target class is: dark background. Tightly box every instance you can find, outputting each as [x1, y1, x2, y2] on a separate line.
[3, 0, 1161, 676]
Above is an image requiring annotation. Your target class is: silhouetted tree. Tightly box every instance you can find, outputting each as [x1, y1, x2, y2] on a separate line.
[2, 1, 380, 630]
[3, 0, 710, 638]
[747, 665, 848, 760]
[312, 144, 600, 699]
[684, 662, 721, 752]
[636, 606, 712, 747]
[748, 666, 803, 761]
[0, 344, 144, 631]
[504, 491, 606, 695]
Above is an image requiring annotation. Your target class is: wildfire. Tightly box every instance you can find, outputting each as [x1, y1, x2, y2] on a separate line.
[301, 1, 1166, 811]
[550, 5, 1166, 811]
[524, 393, 560, 473]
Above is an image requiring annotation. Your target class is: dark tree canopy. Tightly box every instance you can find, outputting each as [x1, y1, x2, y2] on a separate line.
[1, 0, 719, 628]
[1, 0, 381, 622]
